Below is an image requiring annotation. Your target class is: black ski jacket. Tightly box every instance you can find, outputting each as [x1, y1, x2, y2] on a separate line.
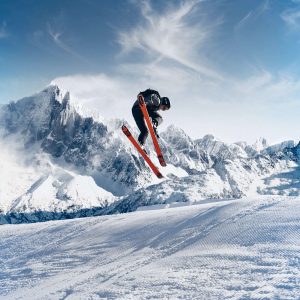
[132, 89, 161, 111]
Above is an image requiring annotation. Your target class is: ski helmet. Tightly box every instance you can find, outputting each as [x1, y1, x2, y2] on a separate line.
[161, 97, 171, 109]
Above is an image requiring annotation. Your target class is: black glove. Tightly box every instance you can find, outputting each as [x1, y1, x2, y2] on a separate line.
[152, 119, 158, 128]
[153, 126, 160, 139]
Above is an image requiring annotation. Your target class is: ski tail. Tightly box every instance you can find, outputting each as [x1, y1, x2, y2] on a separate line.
[138, 95, 167, 167]
[122, 125, 163, 179]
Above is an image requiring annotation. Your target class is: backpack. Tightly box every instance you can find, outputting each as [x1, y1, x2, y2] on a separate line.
[139, 89, 161, 107]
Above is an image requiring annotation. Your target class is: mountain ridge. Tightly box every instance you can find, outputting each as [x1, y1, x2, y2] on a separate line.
[0, 85, 299, 223]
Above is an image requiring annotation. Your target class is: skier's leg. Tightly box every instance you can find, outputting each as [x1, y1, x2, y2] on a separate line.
[132, 106, 148, 145]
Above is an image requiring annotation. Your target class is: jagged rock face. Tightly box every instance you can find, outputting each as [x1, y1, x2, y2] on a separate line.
[1, 86, 109, 164]
[160, 126, 211, 174]
[1, 88, 58, 143]
[0, 85, 299, 223]
[42, 100, 108, 165]
[0, 86, 153, 194]
[297, 143, 300, 161]
[291, 142, 300, 162]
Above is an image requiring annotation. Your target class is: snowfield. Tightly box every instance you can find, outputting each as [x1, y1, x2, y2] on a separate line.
[1, 85, 300, 299]
[1, 196, 300, 299]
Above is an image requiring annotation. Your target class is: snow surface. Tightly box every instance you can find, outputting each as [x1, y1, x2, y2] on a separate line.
[1, 196, 300, 299]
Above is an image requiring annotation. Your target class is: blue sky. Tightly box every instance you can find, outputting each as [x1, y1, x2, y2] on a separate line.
[1, 0, 300, 143]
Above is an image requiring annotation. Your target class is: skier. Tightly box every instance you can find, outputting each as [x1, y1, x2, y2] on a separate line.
[132, 89, 171, 151]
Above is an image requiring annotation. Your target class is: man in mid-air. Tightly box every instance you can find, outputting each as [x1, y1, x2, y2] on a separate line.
[132, 89, 171, 151]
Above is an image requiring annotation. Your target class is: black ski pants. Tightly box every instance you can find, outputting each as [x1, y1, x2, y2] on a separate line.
[132, 105, 162, 145]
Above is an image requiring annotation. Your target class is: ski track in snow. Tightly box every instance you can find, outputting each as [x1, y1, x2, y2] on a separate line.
[1, 196, 300, 299]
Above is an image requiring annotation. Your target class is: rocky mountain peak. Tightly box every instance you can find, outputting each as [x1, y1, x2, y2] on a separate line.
[253, 137, 269, 152]
[0, 86, 300, 223]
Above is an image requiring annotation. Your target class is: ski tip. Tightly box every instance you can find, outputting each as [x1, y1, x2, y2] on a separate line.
[158, 156, 167, 167]
[159, 161, 167, 167]
[121, 125, 131, 137]
[157, 172, 164, 179]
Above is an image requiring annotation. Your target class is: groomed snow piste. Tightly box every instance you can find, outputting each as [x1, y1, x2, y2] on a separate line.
[1, 195, 299, 299]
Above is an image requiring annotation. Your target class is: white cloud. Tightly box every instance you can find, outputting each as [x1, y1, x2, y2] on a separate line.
[117, 0, 222, 80]
[50, 65, 300, 145]
[49, 1, 300, 145]
[281, 8, 300, 29]
[51, 74, 139, 121]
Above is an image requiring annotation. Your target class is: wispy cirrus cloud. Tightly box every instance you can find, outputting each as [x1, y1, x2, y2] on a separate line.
[235, 0, 270, 31]
[47, 23, 90, 64]
[50, 1, 300, 144]
[117, 0, 222, 80]
[234, 11, 252, 32]
[257, 0, 270, 16]
[0, 21, 8, 38]
[281, 7, 300, 29]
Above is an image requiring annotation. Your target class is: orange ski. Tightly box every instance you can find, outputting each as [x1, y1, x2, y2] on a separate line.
[122, 125, 163, 179]
[138, 95, 167, 167]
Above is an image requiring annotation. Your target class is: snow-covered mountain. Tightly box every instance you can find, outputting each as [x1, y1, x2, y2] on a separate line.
[0, 86, 153, 191]
[0, 85, 299, 223]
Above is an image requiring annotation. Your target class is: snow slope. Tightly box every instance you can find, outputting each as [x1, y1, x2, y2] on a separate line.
[1, 196, 299, 299]
[0, 141, 116, 216]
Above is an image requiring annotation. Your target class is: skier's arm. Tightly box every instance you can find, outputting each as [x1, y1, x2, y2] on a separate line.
[151, 112, 163, 127]
[153, 116, 162, 126]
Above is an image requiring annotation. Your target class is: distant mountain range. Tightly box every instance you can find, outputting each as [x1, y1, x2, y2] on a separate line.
[0, 85, 299, 224]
